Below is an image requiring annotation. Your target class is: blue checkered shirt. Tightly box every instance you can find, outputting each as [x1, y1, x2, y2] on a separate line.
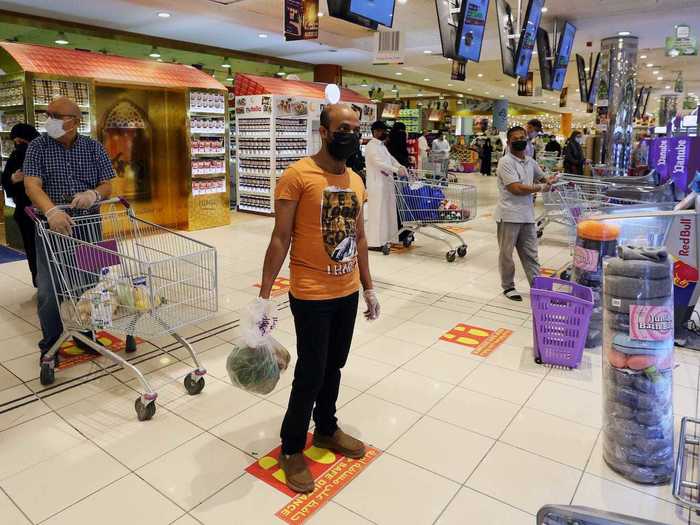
[23, 134, 115, 214]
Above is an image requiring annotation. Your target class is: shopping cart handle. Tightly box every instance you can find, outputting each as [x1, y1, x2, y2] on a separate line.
[24, 196, 130, 220]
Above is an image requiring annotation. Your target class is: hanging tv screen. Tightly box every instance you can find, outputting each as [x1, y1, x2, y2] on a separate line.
[536, 28, 553, 90]
[327, 0, 379, 29]
[455, 0, 489, 62]
[576, 54, 588, 102]
[349, 0, 396, 27]
[435, 0, 461, 60]
[551, 21, 576, 91]
[514, 0, 545, 78]
[587, 52, 601, 104]
[495, 0, 517, 76]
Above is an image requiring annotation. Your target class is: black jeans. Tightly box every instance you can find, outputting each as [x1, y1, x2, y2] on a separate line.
[280, 291, 359, 455]
[14, 210, 37, 287]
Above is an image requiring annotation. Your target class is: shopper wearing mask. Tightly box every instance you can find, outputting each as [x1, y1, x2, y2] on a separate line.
[1, 123, 40, 286]
[431, 130, 451, 180]
[23, 96, 115, 361]
[525, 119, 545, 161]
[257, 104, 378, 494]
[365, 120, 407, 250]
[417, 129, 430, 171]
[544, 135, 562, 156]
[387, 122, 410, 168]
[563, 130, 585, 175]
[495, 126, 557, 301]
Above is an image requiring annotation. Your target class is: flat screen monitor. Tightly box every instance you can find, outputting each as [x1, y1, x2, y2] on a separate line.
[495, 0, 517, 77]
[576, 54, 588, 102]
[327, 0, 379, 29]
[455, 0, 489, 62]
[514, 0, 545, 78]
[536, 28, 553, 90]
[349, 0, 395, 27]
[435, 0, 461, 60]
[551, 21, 576, 91]
[587, 52, 601, 104]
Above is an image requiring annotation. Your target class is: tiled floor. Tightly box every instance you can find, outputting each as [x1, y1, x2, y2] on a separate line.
[0, 173, 698, 524]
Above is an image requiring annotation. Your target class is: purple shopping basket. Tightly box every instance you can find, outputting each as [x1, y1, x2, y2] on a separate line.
[531, 276, 594, 368]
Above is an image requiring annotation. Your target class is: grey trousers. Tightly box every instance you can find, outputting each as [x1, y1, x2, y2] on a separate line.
[497, 221, 540, 290]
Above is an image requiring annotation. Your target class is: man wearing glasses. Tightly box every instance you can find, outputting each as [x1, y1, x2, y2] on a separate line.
[23, 96, 115, 363]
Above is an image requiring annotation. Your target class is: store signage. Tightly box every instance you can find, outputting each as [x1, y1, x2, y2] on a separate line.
[650, 137, 673, 184]
[517, 72, 534, 96]
[284, 0, 319, 41]
[450, 60, 467, 81]
[667, 215, 698, 327]
[235, 95, 272, 116]
[666, 24, 698, 57]
[374, 30, 404, 64]
[559, 87, 568, 108]
[382, 102, 401, 119]
[669, 136, 690, 194]
[684, 96, 698, 110]
[246, 434, 381, 525]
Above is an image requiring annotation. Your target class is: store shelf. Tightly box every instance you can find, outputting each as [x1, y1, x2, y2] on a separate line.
[239, 187, 271, 195]
[239, 204, 273, 213]
[32, 102, 90, 110]
[239, 152, 272, 158]
[276, 151, 306, 157]
[0, 105, 25, 111]
[191, 129, 226, 135]
[189, 108, 226, 115]
[275, 132, 307, 137]
[192, 171, 227, 177]
[191, 150, 226, 156]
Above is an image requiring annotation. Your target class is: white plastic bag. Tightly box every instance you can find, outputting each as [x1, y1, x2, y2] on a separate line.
[226, 299, 291, 394]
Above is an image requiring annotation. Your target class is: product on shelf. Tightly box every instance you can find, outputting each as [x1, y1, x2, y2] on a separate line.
[0, 111, 25, 132]
[573, 220, 621, 348]
[275, 136, 307, 155]
[192, 177, 226, 196]
[238, 117, 271, 134]
[275, 117, 307, 134]
[238, 137, 271, 155]
[239, 194, 272, 212]
[239, 174, 271, 194]
[192, 158, 226, 175]
[189, 90, 226, 113]
[602, 245, 674, 485]
[32, 79, 89, 106]
[398, 108, 421, 133]
[191, 137, 225, 154]
[190, 116, 226, 134]
[0, 80, 24, 107]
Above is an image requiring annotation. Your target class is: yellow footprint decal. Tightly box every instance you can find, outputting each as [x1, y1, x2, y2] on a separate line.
[467, 328, 489, 337]
[457, 337, 480, 346]
[304, 446, 336, 464]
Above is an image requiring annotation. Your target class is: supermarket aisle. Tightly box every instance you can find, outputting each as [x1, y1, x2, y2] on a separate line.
[0, 173, 697, 525]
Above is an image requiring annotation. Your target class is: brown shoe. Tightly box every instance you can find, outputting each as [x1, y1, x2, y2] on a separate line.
[313, 429, 366, 459]
[278, 453, 315, 493]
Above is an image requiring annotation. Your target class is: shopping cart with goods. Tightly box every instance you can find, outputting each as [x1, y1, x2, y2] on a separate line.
[392, 170, 477, 262]
[28, 197, 217, 421]
[540, 151, 562, 172]
[531, 276, 594, 368]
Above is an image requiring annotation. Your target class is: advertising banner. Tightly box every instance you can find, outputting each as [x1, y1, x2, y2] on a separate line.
[517, 72, 534, 96]
[284, 0, 319, 41]
[451, 60, 467, 81]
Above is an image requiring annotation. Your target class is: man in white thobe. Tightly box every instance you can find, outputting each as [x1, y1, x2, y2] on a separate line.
[365, 120, 407, 250]
[417, 130, 430, 171]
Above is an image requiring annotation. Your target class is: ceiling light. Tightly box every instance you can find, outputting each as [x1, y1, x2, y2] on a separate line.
[54, 32, 69, 45]
[395, 72, 402, 75]
[149, 46, 161, 58]
[156, 58, 163, 62]
[618, 31, 631, 36]
[457, 93, 463, 98]
[416, 92, 423, 97]
[423, 78, 430, 81]
[468, 88, 473, 91]
[423, 50, 432, 54]
[258, 33, 268, 38]
[318, 12, 324, 17]
[665, 85, 672, 89]
[652, 70, 659, 75]
[222, 60, 231, 69]
[360, 79, 368, 87]
[541, 6, 548, 12]
[391, 84, 398, 92]
[157, 11, 171, 18]
[511, 83, 516, 87]
[657, 76, 664, 81]
[477, 73, 483, 77]
[457, 100, 463, 104]
[227, 75, 234, 81]
[447, 83, 453, 86]
[500, 94, 505, 98]
[276, 66, 286, 77]
[646, 63, 654, 67]
[640, 54, 648, 59]
[485, 91, 490, 94]
[398, 0, 408, 4]
[690, 92, 696, 96]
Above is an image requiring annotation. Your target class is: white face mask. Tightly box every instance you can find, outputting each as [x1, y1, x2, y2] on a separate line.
[576, 137, 584, 144]
[45, 117, 68, 139]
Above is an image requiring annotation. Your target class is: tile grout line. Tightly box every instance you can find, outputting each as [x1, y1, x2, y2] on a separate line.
[0, 485, 35, 525]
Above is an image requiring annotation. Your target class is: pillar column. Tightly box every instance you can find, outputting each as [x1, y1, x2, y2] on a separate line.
[600, 35, 639, 175]
[561, 113, 572, 138]
[313, 64, 342, 85]
[492, 99, 509, 131]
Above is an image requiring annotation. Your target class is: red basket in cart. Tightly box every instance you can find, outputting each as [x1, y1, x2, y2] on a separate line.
[531, 277, 594, 368]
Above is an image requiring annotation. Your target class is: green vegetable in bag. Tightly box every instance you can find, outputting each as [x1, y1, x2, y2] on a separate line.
[226, 338, 290, 395]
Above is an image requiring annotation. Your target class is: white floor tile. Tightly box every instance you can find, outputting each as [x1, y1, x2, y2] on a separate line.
[526, 380, 603, 429]
[430, 387, 520, 438]
[0, 385, 50, 432]
[191, 474, 290, 525]
[436, 487, 533, 525]
[165, 376, 260, 430]
[170, 515, 200, 525]
[42, 474, 182, 525]
[467, 442, 581, 515]
[546, 352, 604, 394]
[367, 369, 452, 413]
[137, 433, 251, 510]
[309, 502, 374, 524]
[0, 412, 85, 480]
[401, 347, 481, 384]
[411, 306, 472, 330]
[484, 343, 549, 377]
[57, 386, 203, 469]
[572, 473, 689, 525]
[674, 383, 698, 417]
[0, 489, 30, 525]
[335, 393, 421, 450]
[340, 355, 395, 391]
[384, 320, 446, 347]
[353, 335, 427, 366]
[0, 318, 37, 342]
[674, 361, 700, 390]
[389, 416, 493, 483]
[501, 407, 599, 469]
[334, 453, 460, 525]
[0, 331, 41, 362]
[209, 400, 284, 457]
[0, 441, 128, 523]
[460, 363, 541, 404]
[266, 383, 361, 412]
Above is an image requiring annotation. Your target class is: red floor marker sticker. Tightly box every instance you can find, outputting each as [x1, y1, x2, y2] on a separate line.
[444, 225, 466, 234]
[441, 324, 513, 357]
[246, 434, 381, 524]
[540, 267, 558, 277]
[57, 331, 143, 369]
[255, 277, 291, 297]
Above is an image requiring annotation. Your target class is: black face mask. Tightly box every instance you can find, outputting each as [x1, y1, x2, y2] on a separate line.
[13, 142, 28, 153]
[511, 140, 528, 152]
[327, 131, 360, 161]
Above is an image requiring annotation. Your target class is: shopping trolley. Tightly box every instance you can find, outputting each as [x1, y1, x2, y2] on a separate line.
[537, 505, 668, 524]
[28, 197, 217, 421]
[392, 170, 477, 262]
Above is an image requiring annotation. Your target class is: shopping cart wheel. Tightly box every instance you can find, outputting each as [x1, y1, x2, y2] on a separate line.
[537, 229, 544, 239]
[184, 374, 205, 395]
[135, 398, 156, 421]
[402, 233, 414, 248]
[125, 335, 137, 353]
[446, 250, 457, 263]
[40, 363, 55, 386]
[457, 245, 467, 258]
[381, 243, 391, 256]
[534, 356, 543, 365]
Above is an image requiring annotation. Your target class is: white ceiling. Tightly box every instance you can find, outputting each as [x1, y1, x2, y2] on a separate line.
[1, 0, 699, 114]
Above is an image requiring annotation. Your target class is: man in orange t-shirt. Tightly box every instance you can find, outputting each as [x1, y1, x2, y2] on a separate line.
[258, 103, 380, 494]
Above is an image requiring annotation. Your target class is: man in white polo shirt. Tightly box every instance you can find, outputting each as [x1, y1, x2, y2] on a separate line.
[495, 126, 557, 301]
